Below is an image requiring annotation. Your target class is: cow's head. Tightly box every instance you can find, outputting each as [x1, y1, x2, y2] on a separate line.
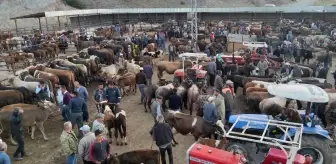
[37, 101, 59, 114]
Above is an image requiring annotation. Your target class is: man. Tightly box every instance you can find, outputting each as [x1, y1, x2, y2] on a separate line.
[207, 57, 217, 86]
[289, 64, 303, 79]
[168, 88, 182, 111]
[210, 32, 215, 42]
[317, 64, 328, 79]
[136, 67, 147, 104]
[168, 43, 176, 62]
[214, 70, 224, 91]
[78, 125, 96, 164]
[88, 129, 110, 164]
[152, 96, 163, 123]
[222, 83, 234, 122]
[91, 113, 108, 139]
[56, 84, 64, 117]
[250, 33, 257, 42]
[92, 83, 106, 113]
[60, 121, 78, 164]
[0, 139, 10, 164]
[105, 82, 121, 111]
[68, 91, 87, 136]
[214, 89, 225, 123]
[74, 81, 89, 121]
[35, 81, 51, 101]
[62, 85, 72, 121]
[152, 115, 174, 164]
[143, 63, 153, 85]
[202, 97, 218, 138]
[10, 108, 26, 161]
[257, 57, 268, 76]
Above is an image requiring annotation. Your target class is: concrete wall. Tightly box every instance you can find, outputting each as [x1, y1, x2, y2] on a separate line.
[69, 12, 336, 29]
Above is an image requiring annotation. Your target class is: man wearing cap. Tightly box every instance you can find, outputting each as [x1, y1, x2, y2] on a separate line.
[78, 125, 96, 164]
[35, 81, 51, 101]
[88, 129, 110, 164]
[10, 108, 26, 161]
[92, 113, 108, 139]
[214, 89, 225, 123]
[136, 67, 147, 104]
[60, 121, 78, 164]
[257, 57, 268, 76]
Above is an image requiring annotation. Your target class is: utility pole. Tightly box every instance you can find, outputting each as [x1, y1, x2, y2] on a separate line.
[190, 0, 198, 49]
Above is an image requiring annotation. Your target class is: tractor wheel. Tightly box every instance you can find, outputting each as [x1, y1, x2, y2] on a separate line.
[226, 142, 255, 164]
[297, 135, 332, 164]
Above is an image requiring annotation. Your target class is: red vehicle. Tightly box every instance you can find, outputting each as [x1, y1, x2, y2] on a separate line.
[174, 64, 207, 84]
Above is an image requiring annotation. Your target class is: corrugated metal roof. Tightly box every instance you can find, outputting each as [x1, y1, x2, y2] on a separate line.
[11, 6, 336, 19]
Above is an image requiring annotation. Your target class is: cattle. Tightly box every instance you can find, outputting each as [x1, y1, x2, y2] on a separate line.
[163, 110, 225, 142]
[33, 70, 60, 90]
[187, 84, 200, 115]
[56, 59, 89, 86]
[155, 83, 175, 111]
[8, 77, 39, 93]
[88, 47, 114, 65]
[156, 60, 192, 79]
[246, 92, 273, 113]
[0, 90, 24, 108]
[99, 64, 125, 78]
[0, 101, 58, 145]
[114, 72, 136, 96]
[246, 87, 268, 93]
[259, 97, 287, 116]
[108, 150, 160, 164]
[104, 106, 127, 146]
[143, 85, 159, 112]
[67, 57, 100, 77]
[198, 137, 228, 150]
[76, 41, 95, 52]
[34, 65, 75, 92]
[0, 85, 33, 103]
[123, 60, 141, 74]
[245, 82, 265, 89]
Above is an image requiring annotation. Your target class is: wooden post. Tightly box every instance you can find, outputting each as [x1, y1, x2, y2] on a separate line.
[57, 16, 61, 30]
[14, 19, 18, 36]
[45, 17, 49, 33]
[99, 13, 102, 27]
[77, 15, 81, 28]
[38, 17, 42, 34]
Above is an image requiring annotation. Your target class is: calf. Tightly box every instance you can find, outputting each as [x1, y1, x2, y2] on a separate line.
[109, 149, 160, 164]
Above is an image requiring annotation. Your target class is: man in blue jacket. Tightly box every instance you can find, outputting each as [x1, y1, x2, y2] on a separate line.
[169, 88, 182, 111]
[74, 81, 89, 121]
[202, 96, 219, 139]
[68, 91, 87, 137]
[105, 82, 121, 112]
[143, 63, 153, 85]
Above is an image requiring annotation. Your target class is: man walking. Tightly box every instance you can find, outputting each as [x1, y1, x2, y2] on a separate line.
[136, 67, 147, 104]
[10, 108, 26, 161]
[78, 125, 96, 164]
[68, 91, 87, 137]
[143, 63, 153, 85]
[152, 115, 174, 164]
[168, 43, 176, 62]
[60, 122, 78, 164]
[74, 81, 89, 121]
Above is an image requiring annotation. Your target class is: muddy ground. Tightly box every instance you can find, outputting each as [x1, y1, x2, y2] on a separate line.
[1, 45, 336, 164]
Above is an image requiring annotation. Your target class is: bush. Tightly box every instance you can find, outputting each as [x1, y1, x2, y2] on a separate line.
[63, 0, 86, 9]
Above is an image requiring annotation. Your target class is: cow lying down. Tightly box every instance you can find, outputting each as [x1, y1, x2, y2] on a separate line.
[108, 149, 160, 164]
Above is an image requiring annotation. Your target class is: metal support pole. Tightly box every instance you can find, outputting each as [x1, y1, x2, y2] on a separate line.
[99, 13, 102, 27]
[45, 17, 49, 33]
[38, 17, 42, 34]
[14, 19, 18, 36]
[58, 16, 61, 30]
[77, 15, 81, 28]
[190, 0, 198, 48]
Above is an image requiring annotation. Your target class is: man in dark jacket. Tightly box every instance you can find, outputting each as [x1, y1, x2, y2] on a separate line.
[92, 83, 106, 113]
[68, 91, 87, 137]
[207, 58, 217, 86]
[168, 43, 176, 62]
[105, 82, 121, 112]
[61, 85, 72, 121]
[136, 68, 147, 104]
[317, 65, 328, 79]
[143, 64, 153, 85]
[152, 115, 173, 164]
[10, 108, 26, 160]
[168, 88, 182, 111]
[273, 46, 281, 58]
[35, 81, 50, 101]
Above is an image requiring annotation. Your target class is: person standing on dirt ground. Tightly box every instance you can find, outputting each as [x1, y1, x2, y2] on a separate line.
[62, 85, 73, 122]
[143, 63, 153, 86]
[105, 82, 121, 111]
[150, 96, 163, 135]
[68, 91, 87, 137]
[91, 113, 108, 139]
[0, 139, 10, 164]
[152, 115, 174, 164]
[168, 43, 176, 62]
[214, 89, 225, 124]
[168, 88, 182, 112]
[136, 67, 147, 104]
[60, 121, 78, 164]
[10, 108, 27, 161]
[207, 57, 217, 86]
[74, 81, 89, 122]
[88, 129, 111, 164]
[93, 83, 106, 113]
[56, 84, 64, 117]
[78, 125, 96, 164]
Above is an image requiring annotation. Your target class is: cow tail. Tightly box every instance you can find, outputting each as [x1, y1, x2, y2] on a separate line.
[20, 92, 24, 103]
[0, 120, 3, 134]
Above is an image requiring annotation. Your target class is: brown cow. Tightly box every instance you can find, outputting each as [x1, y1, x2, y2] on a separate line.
[198, 137, 228, 150]
[109, 149, 160, 164]
[146, 43, 157, 52]
[246, 87, 267, 94]
[114, 72, 136, 96]
[41, 46, 55, 58]
[156, 60, 192, 78]
[0, 101, 58, 145]
[0, 90, 24, 108]
[245, 82, 265, 89]
[34, 65, 75, 91]
[34, 70, 60, 90]
[246, 92, 273, 113]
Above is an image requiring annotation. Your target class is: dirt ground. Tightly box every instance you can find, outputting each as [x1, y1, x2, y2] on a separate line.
[2, 45, 336, 164]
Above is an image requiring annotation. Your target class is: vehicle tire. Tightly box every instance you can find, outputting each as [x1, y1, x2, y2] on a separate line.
[297, 135, 332, 164]
[226, 142, 248, 158]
